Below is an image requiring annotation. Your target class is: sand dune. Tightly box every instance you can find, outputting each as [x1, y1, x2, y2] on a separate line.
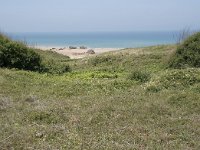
[35, 46, 122, 59]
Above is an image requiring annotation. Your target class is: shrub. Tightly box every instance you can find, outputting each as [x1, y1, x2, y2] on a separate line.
[41, 60, 71, 74]
[80, 46, 87, 49]
[69, 46, 77, 49]
[0, 33, 71, 74]
[145, 69, 200, 91]
[0, 34, 42, 71]
[169, 32, 200, 68]
[128, 70, 150, 83]
[89, 55, 118, 66]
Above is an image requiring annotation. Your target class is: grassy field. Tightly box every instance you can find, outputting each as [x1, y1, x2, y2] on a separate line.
[0, 45, 200, 149]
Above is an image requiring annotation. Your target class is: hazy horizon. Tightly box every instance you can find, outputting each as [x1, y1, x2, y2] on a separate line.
[0, 0, 200, 33]
[5, 30, 184, 34]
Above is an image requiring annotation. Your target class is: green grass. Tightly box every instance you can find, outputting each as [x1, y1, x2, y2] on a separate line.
[0, 45, 200, 149]
[34, 48, 70, 62]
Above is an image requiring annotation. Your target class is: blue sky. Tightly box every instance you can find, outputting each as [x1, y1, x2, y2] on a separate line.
[0, 0, 200, 32]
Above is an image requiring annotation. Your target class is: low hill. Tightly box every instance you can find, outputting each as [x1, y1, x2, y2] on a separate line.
[0, 35, 200, 149]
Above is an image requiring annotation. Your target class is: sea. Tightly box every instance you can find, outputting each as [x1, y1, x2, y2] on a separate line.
[7, 31, 178, 48]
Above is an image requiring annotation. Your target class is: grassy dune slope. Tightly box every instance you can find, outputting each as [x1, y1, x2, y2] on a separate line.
[0, 45, 200, 149]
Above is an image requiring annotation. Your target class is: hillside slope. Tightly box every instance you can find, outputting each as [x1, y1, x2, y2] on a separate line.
[0, 45, 200, 149]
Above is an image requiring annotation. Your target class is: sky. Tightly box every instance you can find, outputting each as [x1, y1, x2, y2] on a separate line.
[0, 0, 200, 33]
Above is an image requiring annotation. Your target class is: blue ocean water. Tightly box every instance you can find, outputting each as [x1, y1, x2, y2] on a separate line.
[7, 31, 178, 48]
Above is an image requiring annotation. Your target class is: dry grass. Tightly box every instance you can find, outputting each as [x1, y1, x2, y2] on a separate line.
[0, 45, 200, 149]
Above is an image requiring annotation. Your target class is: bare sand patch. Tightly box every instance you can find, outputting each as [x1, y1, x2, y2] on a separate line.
[34, 46, 122, 59]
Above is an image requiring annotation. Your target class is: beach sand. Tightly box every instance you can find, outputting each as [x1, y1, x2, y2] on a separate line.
[35, 46, 122, 59]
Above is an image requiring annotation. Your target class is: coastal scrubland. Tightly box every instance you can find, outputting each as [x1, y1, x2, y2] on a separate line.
[0, 33, 200, 149]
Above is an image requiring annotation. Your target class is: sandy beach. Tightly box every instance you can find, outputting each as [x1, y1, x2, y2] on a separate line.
[35, 46, 122, 59]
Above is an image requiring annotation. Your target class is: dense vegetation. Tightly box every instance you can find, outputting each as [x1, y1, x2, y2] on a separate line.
[0, 35, 200, 149]
[0, 34, 42, 71]
[169, 32, 200, 68]
[0, 34, 71, 74]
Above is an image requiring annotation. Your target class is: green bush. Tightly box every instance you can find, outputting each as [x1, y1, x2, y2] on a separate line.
[169, 32, 200, 68]
[89, 55, 118, 66]
[0, 33, 71, 74]
[128, 70, 150, 83]
[0, 34, 42, 71]
[41, 60, 71, 74]
[145, 69, 200, 91]
[0, 34, 10, 45]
